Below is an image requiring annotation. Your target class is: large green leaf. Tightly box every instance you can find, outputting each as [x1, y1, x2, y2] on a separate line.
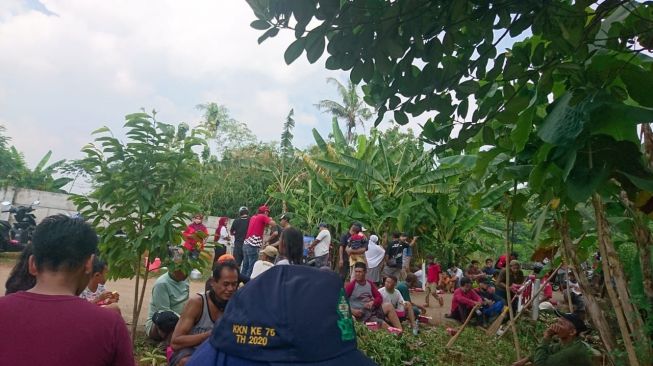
[538, 93, 589, 146]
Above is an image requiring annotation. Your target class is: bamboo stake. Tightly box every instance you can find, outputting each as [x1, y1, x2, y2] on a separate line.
[498, 262, 563, 339]
[446, 304, 480, 347]
[505, 184, 521, 360]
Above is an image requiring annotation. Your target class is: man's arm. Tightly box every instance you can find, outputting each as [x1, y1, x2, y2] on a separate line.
[496, 270, 507, 290]
[344, 281, 356, 298]
[229, 220, 236, 236]
[453, 290, 481, 307]
[170, 295, 210, 351]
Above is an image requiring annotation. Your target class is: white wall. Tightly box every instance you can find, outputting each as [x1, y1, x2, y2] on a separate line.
[0, 186, 224, 234]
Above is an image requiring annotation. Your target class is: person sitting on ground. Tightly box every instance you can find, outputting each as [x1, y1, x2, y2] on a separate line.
[379, 275, 419, 335]
[561, 272, 587, 320]
[448, 264, 463, 289]
[384, 232, 411, 280]
[364, 234, 386, 285]
[474, 279, 505, 324]
[511, 311, 593, 366]
[482, 258, 496, 277]
[465, 260, 487, 282]
[438, 271, 454, 293]
[145, 268, 190, 344]
[309, 222, 331, 268]
[169, 261, 240, 366]
[186, 265, 376, 365]
[80, 256, 121, 316]
[398, 274, 429, 320]
[496, 259, 525, 313]
[346, 224, 368, 279]
[345, 262, 403, 331]
[183, 213, 208, 257]
[449, 277, 483, 324]
[4, 243, 36, 295]
[0, 214, 134, 365]
[250, 245, 278, 279]
[424, 255, 444, 307]
[276, 227, 304, 265]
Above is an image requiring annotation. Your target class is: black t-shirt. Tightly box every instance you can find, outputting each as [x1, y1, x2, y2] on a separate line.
[386, 240, 409, 267]
[230, 216, 250, 244]
[339, 233, 350, 262]
[268, 225, 283, 245]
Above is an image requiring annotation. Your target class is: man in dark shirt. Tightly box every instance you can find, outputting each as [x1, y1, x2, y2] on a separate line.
[0, 215, 134, 366]
[229, 206, 250, 267]
[384, 232, 412, 280]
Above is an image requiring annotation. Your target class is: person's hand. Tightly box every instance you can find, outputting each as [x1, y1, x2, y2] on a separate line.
[97, 291, 113, 302]
[351, 309, 363, 318]
[345, 247, 352, 255]
[364, 301, 375, 310]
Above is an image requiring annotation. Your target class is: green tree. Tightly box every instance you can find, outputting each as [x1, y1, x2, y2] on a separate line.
[71, 112, 207, 343]
[196, 102, 257, 158]
[315, 78, 372, 144]
[248, 1, 653, 363]
[280, 108, 295, 162]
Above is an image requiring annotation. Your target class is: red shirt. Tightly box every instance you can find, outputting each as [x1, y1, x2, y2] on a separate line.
[0, 292, 134, 366]
[427, 263, 441, 283]
[245, 214, 271, 238]
[451, 287, 482, 314]
[497, 255, 507, 269]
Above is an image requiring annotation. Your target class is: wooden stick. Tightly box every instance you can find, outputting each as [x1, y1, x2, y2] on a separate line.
[498, 262, 564, 339]
[486, 306, 509, 336]
[446, 304, 480, 347]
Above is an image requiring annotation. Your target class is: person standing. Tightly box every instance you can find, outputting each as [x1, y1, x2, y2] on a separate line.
[309, 223, 331, 268]
[424, 256, 444, 307]
[364, 234, 385, 285]
[0, 215, 134, 366]
[213, 217, 231, 262]
[241, 205, 276, 278]
[229, 207, 250, 267]
[400, 233, 418, 278]
[384, 232, 413, 280]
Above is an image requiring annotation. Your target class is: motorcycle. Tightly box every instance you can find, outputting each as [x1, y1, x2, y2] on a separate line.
[0, 200, 40, 252]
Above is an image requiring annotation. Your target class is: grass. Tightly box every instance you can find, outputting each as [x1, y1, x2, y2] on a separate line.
[132, 317, 553, 366]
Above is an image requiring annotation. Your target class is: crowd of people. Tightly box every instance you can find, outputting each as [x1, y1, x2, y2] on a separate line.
[0, 206, 596, 365]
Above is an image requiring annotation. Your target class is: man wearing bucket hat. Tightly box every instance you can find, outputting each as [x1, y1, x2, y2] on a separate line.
[186, 265, 377, 365]
[511, 311, 594, 366]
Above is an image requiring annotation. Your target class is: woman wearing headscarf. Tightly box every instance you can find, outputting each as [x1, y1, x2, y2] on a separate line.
[365, 234, 386, 285]
[213, 217, 231, 263]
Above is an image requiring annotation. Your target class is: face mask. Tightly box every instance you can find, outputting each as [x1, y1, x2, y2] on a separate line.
[208, 287, 229, 311]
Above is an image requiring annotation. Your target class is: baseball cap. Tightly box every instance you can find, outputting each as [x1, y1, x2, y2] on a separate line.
[187, 266, 376, 366]
[239, 206, 249, 214]
[554, 310, 587, 333]
[258, 205, 270, 214]
[261, 246, 278, 258]
[509, 259, 520, 266]
[318, 222, 328, 228]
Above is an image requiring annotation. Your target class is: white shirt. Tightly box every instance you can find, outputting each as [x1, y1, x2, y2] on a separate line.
[250, 260, 275, 279]
[378, 287, 405, 312]
[365, 241, 386, 268]
[314, 229, 331, 257]
[449, 267, 463, 279]
[217, 226, 230, 245]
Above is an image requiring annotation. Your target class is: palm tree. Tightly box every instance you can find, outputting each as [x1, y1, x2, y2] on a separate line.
[315, 78, 373, 143]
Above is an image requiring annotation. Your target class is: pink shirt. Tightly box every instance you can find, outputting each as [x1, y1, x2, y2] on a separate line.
[0, 292, 134, 366]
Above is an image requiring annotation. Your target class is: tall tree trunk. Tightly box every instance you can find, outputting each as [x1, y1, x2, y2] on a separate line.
[131, 256, 142, 344]
[559, 215, 616, 365]
[592, 194, 642, 366]
[635, 123, 653, 305]
[505, 201, 521, 360]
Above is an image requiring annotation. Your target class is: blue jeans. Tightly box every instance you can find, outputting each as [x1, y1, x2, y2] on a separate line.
[241, 244, 259, 278]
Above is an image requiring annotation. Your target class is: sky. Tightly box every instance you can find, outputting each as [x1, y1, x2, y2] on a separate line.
[0, 0, 391, 173]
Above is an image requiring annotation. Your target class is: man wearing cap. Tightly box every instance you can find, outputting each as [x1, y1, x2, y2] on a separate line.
[170, 262, 240, 366]
[230, 207, 250, 267]
[241, 205, 276, 278]
[250, 245, 278, 279]
[309, 223, 331, 268]
[186, 265, 376, 365]
[511, 312, 593, 366]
